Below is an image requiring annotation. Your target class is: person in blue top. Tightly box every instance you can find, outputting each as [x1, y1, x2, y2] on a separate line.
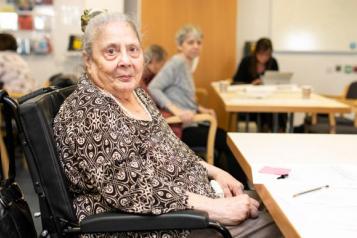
[148, 25, 248, 186]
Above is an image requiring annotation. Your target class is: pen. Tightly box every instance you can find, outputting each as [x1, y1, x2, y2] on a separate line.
[277, 174, 289, 179]
[293, 185, 329, 198]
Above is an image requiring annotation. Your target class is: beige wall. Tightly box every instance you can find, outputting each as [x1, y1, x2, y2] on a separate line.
[237, 0, 357, 95]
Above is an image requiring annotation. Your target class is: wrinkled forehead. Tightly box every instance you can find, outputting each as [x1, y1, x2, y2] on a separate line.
[94, 21, 140, 46]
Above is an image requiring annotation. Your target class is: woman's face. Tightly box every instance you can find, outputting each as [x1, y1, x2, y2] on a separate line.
[85, 21, 144, 95]
[178, 33, 202, 60]
[256, 50, 272, 64]
[148, 58, 166, 74]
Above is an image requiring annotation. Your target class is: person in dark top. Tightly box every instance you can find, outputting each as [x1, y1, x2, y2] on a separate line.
[233, 38, 278, 85]
[232, 38, 286, 132]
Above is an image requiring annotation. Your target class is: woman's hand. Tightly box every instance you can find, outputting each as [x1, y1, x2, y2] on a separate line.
[213, 168, 244, 197]
[198, 106, 216, 119]
[200, 162, 244, 197]
[252, 78, 263, 85]
[166, 102, 195, 123]
[178, 110, 195, 123]
[188, 192, 259, 225]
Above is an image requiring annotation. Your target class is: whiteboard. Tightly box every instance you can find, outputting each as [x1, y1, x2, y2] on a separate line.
[271, 0, 357, 53]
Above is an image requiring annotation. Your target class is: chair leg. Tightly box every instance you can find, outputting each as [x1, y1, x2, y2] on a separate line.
[1, 132, 9, 178]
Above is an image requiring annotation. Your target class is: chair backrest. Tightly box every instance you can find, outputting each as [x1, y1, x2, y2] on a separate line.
[17, 86, 78, 231]
[166, 114, 217, 165]
[346, 81, 357, 99]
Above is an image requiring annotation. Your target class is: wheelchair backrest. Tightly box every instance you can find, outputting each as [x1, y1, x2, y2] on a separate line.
[18, 86, 78, 228]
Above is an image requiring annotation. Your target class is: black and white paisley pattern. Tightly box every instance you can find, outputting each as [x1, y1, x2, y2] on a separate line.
[53, 74, 216, 238]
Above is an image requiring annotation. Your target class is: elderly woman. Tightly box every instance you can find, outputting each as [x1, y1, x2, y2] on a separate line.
[148, 25, 248, 186]
[54, 11, 281, 238]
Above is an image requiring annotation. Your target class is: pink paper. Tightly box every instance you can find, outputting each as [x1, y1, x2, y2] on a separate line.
[259, 166, 291, 175]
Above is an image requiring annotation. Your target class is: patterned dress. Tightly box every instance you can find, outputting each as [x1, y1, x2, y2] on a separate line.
[53, 75, 216, 238]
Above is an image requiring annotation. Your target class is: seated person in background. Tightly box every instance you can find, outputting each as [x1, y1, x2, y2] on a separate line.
[148, 25, 248, 187]
[53, 11, 281, 238]
[48, 73, 77, 88]
[141, 44, 182, 138]
[232, 38, 278, 85]
[232, 38, 286, 132]
[141, 44, 167, 90]
[0, 33, 36, 95]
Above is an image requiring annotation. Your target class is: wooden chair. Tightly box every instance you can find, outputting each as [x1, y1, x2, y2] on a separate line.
[195, 88, 208, 106]
[308, 81, 357, 133]
[166, 113, 217, 165]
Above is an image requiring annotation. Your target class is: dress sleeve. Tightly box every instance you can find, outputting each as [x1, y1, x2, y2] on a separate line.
[57, 103, 189, 215]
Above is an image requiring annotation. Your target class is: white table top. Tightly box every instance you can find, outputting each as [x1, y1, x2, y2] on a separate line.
[227, 133, 357, 238]
[212, 83, 351, 113]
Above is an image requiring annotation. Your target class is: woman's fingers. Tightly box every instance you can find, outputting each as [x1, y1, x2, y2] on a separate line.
[250, 197, 260, 209]
[223, 185, 233, 197]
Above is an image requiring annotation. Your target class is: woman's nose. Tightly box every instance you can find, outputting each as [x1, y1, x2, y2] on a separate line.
[117, 51, 132, 67]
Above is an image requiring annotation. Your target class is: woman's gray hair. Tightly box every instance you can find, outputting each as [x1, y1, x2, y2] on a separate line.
[82, 11, 141, 56]
[175, 25, 203, 46]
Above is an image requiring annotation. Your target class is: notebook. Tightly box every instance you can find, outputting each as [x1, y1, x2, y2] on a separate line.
[262, 71, 293, 85]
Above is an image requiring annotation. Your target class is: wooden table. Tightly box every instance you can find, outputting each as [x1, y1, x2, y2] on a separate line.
[212, 83, 351, 132]
[227, 133, 357, 238]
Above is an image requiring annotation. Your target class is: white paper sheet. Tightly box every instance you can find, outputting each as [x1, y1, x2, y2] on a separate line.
[260, 165, 357, 237]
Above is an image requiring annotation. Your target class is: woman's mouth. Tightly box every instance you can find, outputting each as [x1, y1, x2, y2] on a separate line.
[117, 75, 133, 82]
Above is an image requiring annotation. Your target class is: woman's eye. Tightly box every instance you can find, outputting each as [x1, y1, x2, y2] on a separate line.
[104, 47, 117, 59]
[107, 48, 115, 54]
[128, 46, 140, 57]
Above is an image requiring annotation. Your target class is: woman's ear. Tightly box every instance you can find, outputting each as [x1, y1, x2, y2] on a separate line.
[83, 52, 91, 68]
[83, 52, 95, 78]
[83, 52, 95, 76]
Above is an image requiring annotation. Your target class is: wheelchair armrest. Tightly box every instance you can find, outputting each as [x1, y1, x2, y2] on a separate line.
[79, 210, 210, 233]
